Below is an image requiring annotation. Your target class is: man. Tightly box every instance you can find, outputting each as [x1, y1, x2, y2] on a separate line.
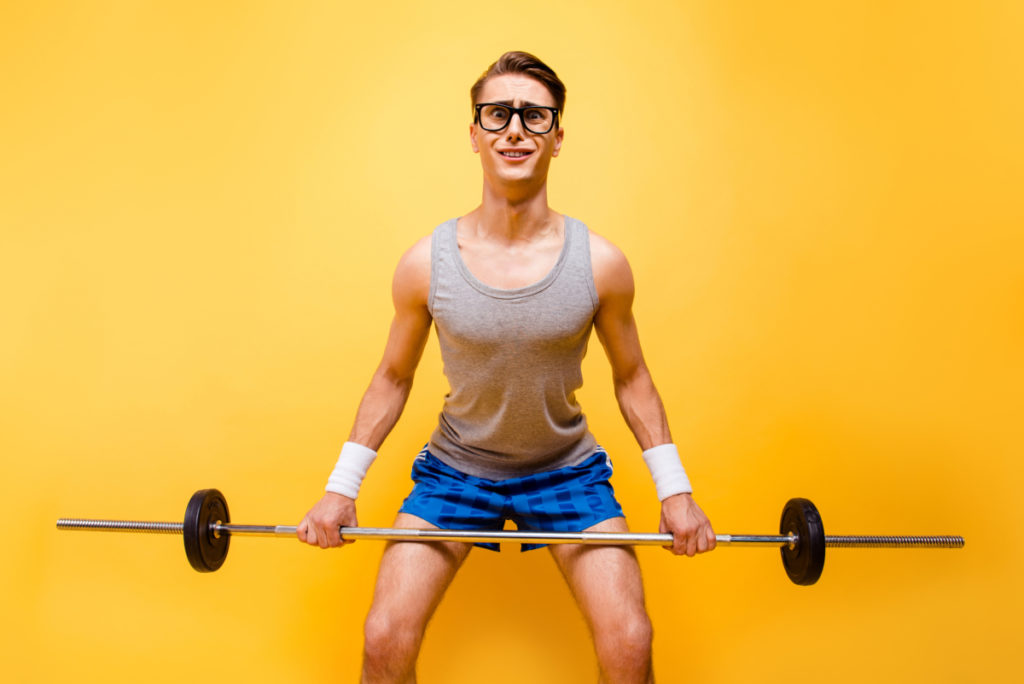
[298, 51, 716, 683]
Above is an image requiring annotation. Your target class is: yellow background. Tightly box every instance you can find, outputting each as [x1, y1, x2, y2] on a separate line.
[3, 1, 1021, 682]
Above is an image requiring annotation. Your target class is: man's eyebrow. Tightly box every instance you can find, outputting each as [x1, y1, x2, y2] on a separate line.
[489, 99, 551, 108]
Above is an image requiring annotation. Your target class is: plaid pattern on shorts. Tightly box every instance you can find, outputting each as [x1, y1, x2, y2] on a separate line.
[398, 445, 625, 551]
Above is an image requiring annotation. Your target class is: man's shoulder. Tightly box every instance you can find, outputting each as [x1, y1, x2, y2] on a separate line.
[585, 229, 634, 302]
[392, 234, 433, 306]
[395, 216, 460, 273]
[392, 214, 461, 304]
[587, 229, 630, 272]
[397, 234, 432, 268]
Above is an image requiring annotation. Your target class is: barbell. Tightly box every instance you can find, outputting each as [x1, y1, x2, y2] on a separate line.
[56, 489, 964, 585]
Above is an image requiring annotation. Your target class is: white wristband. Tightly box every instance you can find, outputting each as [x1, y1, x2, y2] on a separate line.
[325, 441, 378, 499]
[642, 443, 692, 500]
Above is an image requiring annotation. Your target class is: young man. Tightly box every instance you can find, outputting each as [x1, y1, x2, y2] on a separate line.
[298, 51, 716, 683]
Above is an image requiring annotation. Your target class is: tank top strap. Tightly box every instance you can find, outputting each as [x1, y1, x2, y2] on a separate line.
[427, 218, 458, 314]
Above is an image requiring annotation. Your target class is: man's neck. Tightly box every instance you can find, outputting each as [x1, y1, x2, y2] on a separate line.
[472, 180, 558, 243]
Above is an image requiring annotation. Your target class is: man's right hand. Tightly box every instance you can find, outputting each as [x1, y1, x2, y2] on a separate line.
[297, 492, 357, 548]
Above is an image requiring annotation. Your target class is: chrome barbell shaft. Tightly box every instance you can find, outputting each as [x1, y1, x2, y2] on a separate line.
[218, 524, 796, 546]
[56, 518, 964, 548]
[59, 519, 787, 545]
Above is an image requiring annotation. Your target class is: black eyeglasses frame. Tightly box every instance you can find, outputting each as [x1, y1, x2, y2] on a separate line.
[473, 103, 560, 135]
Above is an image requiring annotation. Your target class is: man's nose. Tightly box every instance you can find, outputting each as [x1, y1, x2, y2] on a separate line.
[505, 111, 526, 139]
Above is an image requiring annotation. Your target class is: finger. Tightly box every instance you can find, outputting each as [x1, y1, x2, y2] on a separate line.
[662, 529, 676, 554]
[300, 521, 313, 544]
[325, 523, 339, 548]
[706, 526, 717, 551]
[296, 520, 307, 543]
[318, 526, 330, 549]
[674, 532, 688, 556]
[685, 530, 698, 557]
[658, 520, 672, 553]
[696, 527, 710, 554]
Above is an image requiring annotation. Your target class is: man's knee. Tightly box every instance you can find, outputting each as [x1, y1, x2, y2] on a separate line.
[595, 610, 653, 663]
[363, 609, 424, 666]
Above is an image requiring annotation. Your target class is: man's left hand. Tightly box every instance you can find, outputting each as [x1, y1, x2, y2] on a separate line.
[659, 493, 716, 556]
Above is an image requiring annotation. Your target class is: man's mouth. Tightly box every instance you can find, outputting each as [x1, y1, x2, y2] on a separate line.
[499, 150, 532, 159]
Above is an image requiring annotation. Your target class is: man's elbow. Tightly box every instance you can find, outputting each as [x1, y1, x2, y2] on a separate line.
[615, 362, 660, 395]
[375, 366, 415, 396]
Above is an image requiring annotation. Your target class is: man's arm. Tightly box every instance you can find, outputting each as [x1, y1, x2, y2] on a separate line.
[346, 237, 433, 449]
[297, 236, 433, 548]
[590, 233, 716, 556]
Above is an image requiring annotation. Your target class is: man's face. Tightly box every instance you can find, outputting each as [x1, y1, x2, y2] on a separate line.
[470, 74, 564, 189]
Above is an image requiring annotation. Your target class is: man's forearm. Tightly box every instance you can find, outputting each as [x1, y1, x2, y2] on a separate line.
[614, 368, 672, 450]
[618, 370, 695, 502]
[347, 371, 414, 450]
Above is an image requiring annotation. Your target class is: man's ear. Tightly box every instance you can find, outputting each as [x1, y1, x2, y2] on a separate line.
[552, 127, 564, 157]
[470, 124, 479, 153]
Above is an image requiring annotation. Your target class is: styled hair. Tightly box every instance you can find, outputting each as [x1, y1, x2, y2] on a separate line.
[470, 51, 566, 116]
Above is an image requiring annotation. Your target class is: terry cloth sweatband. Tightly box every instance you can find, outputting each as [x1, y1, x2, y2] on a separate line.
[325, 441, 377, 499]
[642, 443, 693, 500]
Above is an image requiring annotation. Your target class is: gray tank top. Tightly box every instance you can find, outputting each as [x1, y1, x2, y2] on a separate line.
[427, 215, 599, 480]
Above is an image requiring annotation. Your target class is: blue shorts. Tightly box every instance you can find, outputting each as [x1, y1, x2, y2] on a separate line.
[398, 446, 625, 551]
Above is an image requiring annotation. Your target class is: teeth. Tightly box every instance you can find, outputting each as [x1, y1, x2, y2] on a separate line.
[502, 151, 529, 157]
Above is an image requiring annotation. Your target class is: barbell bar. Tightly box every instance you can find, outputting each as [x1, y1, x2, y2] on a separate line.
[56, 489, 964, 585]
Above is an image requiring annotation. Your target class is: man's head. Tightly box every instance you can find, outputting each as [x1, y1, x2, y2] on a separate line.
[469, 52, 566, 191]
[470, 51, 566, 116]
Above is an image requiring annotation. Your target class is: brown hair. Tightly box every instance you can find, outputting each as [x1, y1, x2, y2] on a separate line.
[470, 51, 566, 116]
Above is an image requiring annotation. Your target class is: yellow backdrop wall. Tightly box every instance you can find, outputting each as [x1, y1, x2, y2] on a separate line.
[3, 1, 1021, 682]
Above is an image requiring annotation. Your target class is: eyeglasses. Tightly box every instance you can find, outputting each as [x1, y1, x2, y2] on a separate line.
[474, 103, 560, 135]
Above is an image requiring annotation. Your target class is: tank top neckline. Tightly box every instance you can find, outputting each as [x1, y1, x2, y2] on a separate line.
[447, 215, 573, 300]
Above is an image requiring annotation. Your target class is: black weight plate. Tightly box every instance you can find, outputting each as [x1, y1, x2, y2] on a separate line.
[183, 489, 230, 572]
[779, 498, 825, 586]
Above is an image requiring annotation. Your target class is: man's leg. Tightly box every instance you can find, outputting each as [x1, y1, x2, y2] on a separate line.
[548, 516, 654, 684]
[362, 513, 473, 684]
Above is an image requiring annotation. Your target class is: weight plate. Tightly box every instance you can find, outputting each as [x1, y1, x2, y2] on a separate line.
[183, 489, 230, 573]
[779, 498, 825, 586]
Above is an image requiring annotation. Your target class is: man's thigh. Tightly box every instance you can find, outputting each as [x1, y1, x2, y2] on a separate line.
[366, 513, 474, 626]
[547, 516, 649, 629]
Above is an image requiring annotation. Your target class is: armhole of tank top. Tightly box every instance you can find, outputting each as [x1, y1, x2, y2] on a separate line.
[579, 221, 600, 314]
[427, 224, 442, 315]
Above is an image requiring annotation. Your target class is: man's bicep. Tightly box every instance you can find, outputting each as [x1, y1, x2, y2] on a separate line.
[594, 285, 646, 385]
[378, 237, 433, 382]
[378, 305, 432, 383]
[592, 235, 646, 383]
[595, 296, 645, 384]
